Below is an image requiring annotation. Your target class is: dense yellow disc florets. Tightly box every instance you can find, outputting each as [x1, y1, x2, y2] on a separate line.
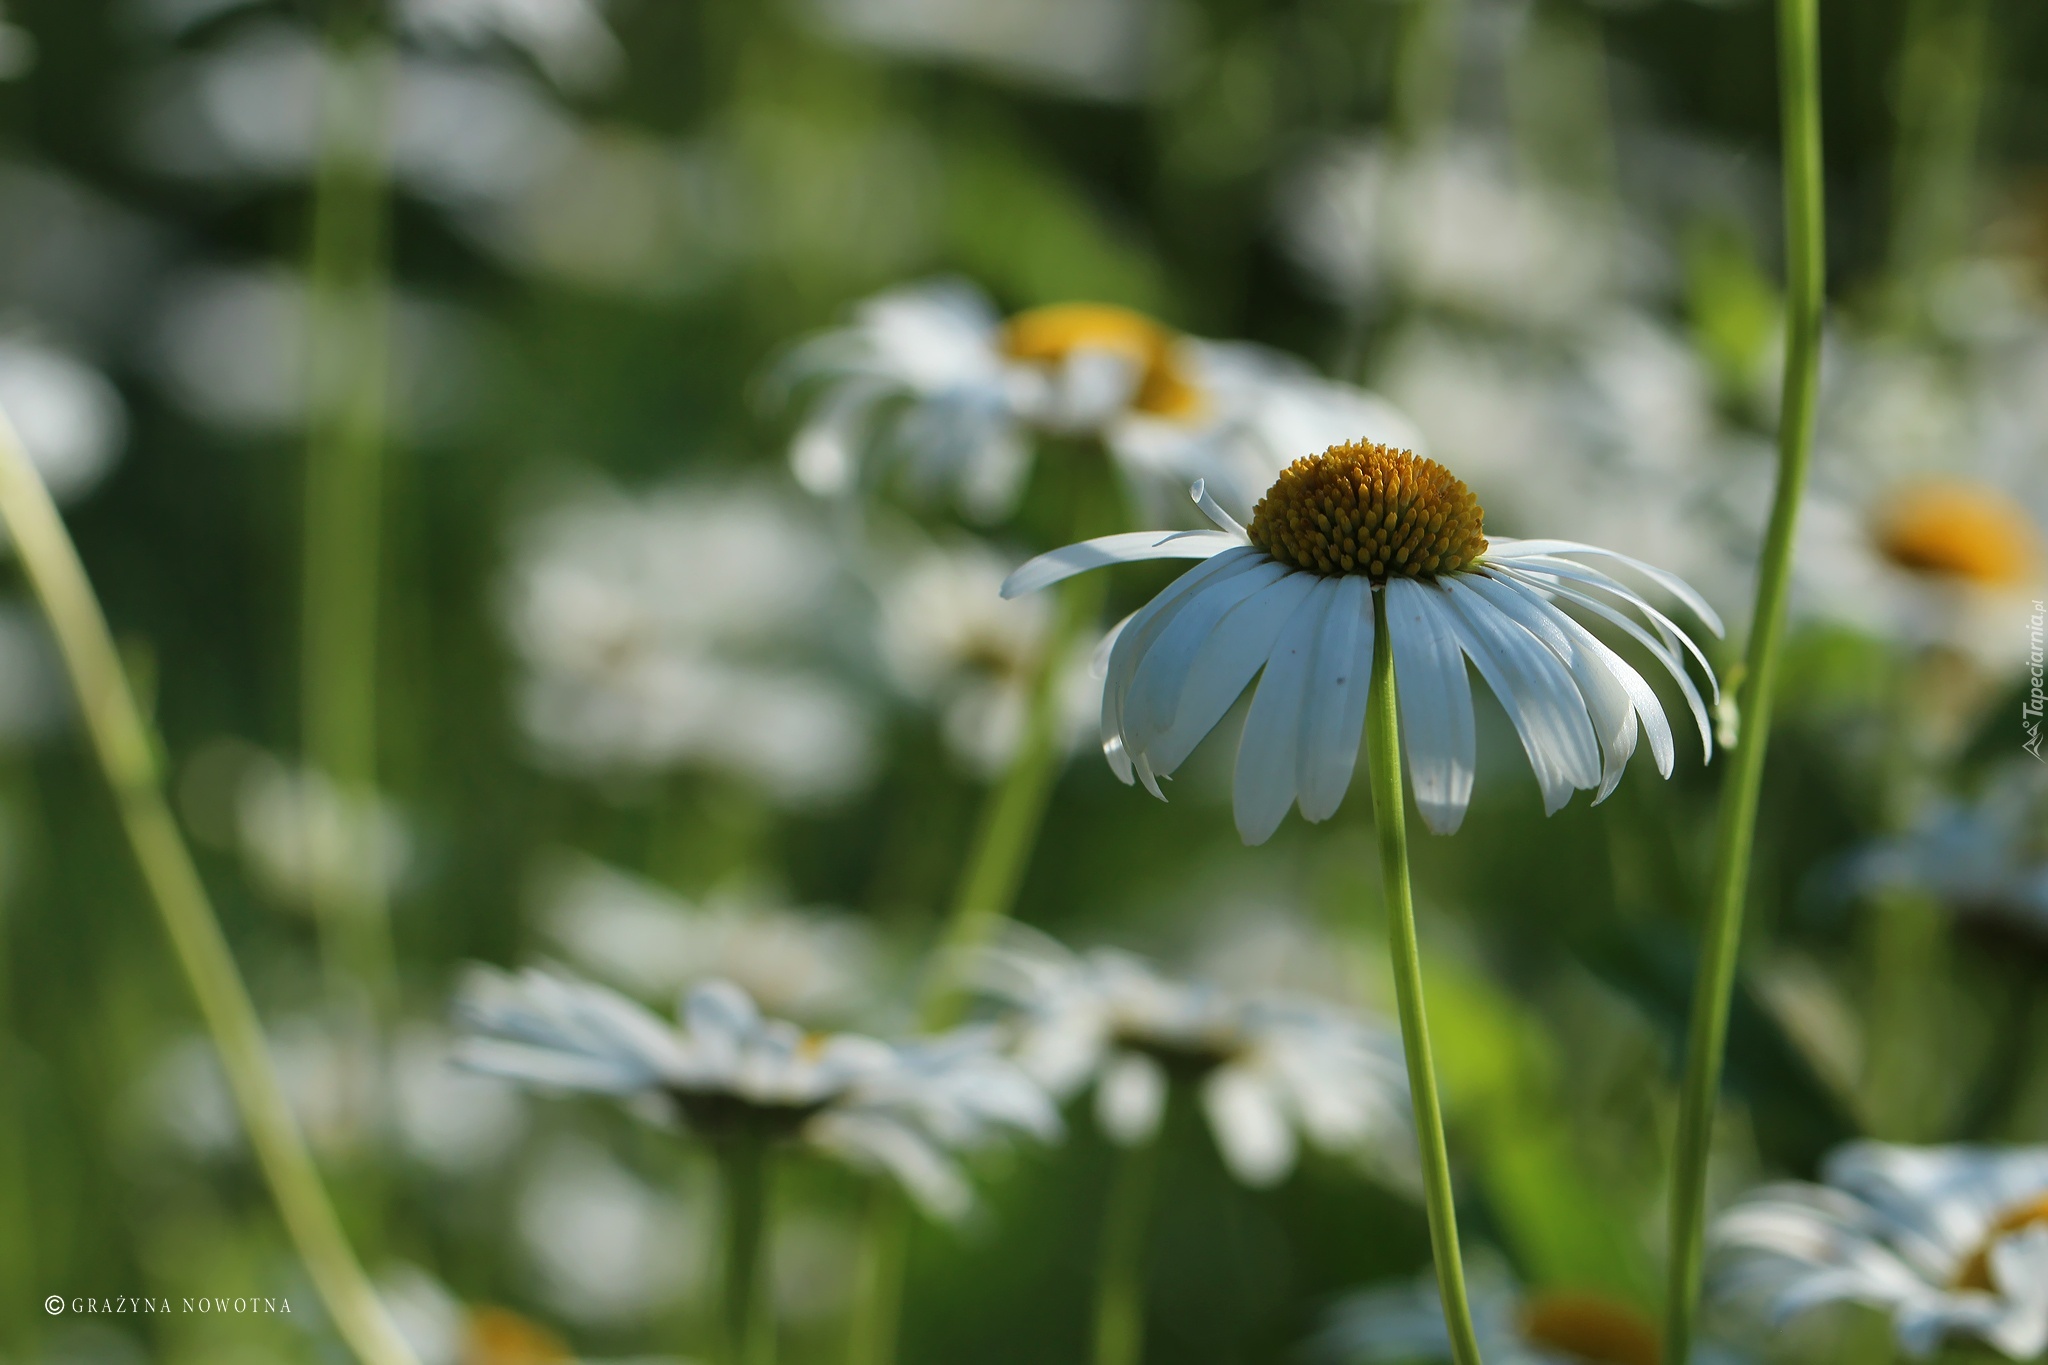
[1955, 1193, 2048, 1292]
[1517, 1293, 1662, 1365]
[1247, 441, 1487, 581]
[999, 303, 1203, 418]
[1873, 480, 2042, 588]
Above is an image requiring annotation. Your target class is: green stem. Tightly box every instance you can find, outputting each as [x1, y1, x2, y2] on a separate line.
[844, 1185, 909, 1365]
[0, 409, 417, 1365]
[1662, 1, 1825, 1361]
[301, 19, 397, 1011]
[917, 567, 1107, 1029]
[1366, 589, 1483, 1365]
[1885, 0, 1990, 328]
[1092, 1127, 1163, 1365]
[716, 1139, 774, 1365]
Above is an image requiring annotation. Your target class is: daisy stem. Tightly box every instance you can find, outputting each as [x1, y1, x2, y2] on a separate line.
[918, 567, 1108, 1029]
[716, 1138, 774, 1365]
[301, 11, 398, 1015]
[844, 1183, 909, 1365]
[1366, 589, 1483, 1365]
[0, 406, 417, 1365]
[1093, 1126, 1164, 1365]
[1662, 0, 1825, 1361]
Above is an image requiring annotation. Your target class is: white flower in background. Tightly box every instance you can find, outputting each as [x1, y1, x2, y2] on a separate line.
[773, 279, 1420, 522]
[147, 266, 484, 439]
[0, 336, 126, 504]
[1843, 766, 2048, 939]
[874, 539, 1101, 776]
[454, 970, 1061, 1218]
[1003, 448, 1722, 844]
[396, 0, 622, 92]
[232, 752, 414, 914]
[538, 855, 883, 1023]
[516, 1137, 702, 1327]
[378, 1264, 580, 1365]
[804, 0, 1163, 102]
[1318, 1260, 1746, 1365]
[973, 929, 1410, 1188]
[1277, 136, 1645, 331]
[140, 1015, 527, 1171]
[498, 477, 877, 803]
[1710, 1141, 2048, 1359]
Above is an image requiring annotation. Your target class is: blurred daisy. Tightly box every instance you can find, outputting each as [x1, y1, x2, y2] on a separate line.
[498, 476, 877, 804]
[973, 929, 1410, 1188]
[515, 1137, 702, 1326]
[1709, 1141, 2048, 1359]
[773, 279, 1420, 521]
[454, 969, 1061, 1218]
[804, 0, 1162, 103]
[873, 538, 1101, 775]
[538, 854, 883, 1023]
[1277, 136, 1645, 332]
[378, 1264, 585, 1365]
[396, 0, 622, 92]
[1002, 442, 1723, 843]
[1318, 1261, 1746, 1365]
[0, 335, 127, 505]
[231, 751, 414, 915]
[1843, 766, 2048, 939]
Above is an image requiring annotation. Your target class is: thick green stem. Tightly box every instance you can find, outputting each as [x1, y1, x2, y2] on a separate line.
[301, 21, 397, 1010]
[844, 1184, 910, 1365]
[918, 568, 1107, 1029]
[1092, 1126, 1163, 1365]
[717, 1140, 773, 1365]
[0, 408, 416, 1364]
[1366, 590, 1483, 1365]
[1662, 1, 1825, 1361]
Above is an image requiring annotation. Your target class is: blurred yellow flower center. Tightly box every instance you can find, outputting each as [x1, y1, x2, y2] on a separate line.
[1000, 303, 1203, 418]
[464, 1306, 573, 1365]
[1954, 1192, 2048, 1292]
[1247, 441, 1488, 581]
[1517, 1293, 1662, 1365]
[1872, 481, 2042, 587]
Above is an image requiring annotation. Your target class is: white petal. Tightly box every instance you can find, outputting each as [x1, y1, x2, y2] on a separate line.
[1095, 1052, 1167, 1147]
[1189, 478, 1249, 537]
[1135, 569, 1321, 778]
[807, 1111, 972, 1220]
[1494, 556, 1720, 702]
[1125, 559, 1291, 744]
[1986, 1227, 2048, 1358]
[1296, 574, 1373, 823]
[1465, 573, 1638, 801]
[1233, 578, 1339, 844]
[1383, 578, 1476, 835]
[1438, 577, 1600, 813]
[1002, 530, 1245, 598]
[1483, 537, 1726, 637]
[1492, 563, 1714, 761]
[1202, 1065, 1297, 1187]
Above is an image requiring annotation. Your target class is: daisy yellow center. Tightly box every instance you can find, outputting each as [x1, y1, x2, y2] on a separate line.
[463, 1306, 573, 1364]
[1517, 1293, 1662, 1365]
[1247, 441, 1488, 580]
[1000, 302, 1202, 418]
[1872, 481, 2042, 587]
[1953, 1192, 2048, 1292]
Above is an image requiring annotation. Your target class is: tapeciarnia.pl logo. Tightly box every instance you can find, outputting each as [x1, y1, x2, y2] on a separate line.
[2026, 600, 2045, 762]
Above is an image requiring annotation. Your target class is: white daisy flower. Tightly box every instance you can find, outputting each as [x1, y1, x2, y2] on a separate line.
[773, 279, 1420, 522]
[515, 1137, 702, 1326]
[1319, 1261, 1746, 1365]
[973, 929, 1410, 1188]
[1709, 1141, 2048, 1359]
[873, 538, 1100, 775]
[379, 1264, 581, 1365]
[497, 476, 878, 803]
[1002, 441, 1723, 843]
[453, 969, 1061, 1218]
[537, 854, 884, 1023]
[1843, 766, 2048, 940]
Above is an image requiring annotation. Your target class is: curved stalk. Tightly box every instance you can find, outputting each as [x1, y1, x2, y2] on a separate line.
[1367, 589, 1483, 1365]
[716, 1139, 774, 1365]
[1662, 1, 1826, 1360]
[0, 407, 417, 1365]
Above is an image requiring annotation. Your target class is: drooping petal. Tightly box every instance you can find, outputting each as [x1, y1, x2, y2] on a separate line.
[1492, 556, 1720, 702]
[1095, 1051, 1168, 1147]
[1202, 1064, 1298, 1187]
[1134, 569, 1321, 778]
[1001, 530, 1245, 598]
[1296, 574, 1374, 823]
[1232, 578, 1338, 843]
[1439, 577, 1601, 813]
[1484, 537, 1726, 638]
[1463, 573, 1639, 801]
[1383, 577, 1476, 835]
[1123, 559, 1291, 744]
